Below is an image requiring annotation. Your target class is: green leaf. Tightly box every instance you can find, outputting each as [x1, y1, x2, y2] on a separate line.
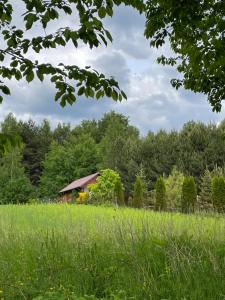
[26, 70, 34, 83]
[106, 6, 113, 17]
[36, 70, 44, 82]
[15, 71, 22, 80]
[121, 91, 127, 100]
[78, 87, 85, 96]
[112, 90, 118, 101]
[105, 30, 113, 43]
[96, 90, 102, 100]
[0, 95, 3, 103]
[0, 53, 4, 61]
[98, 7, 106, 19]
[1, 85, 10, 95]
[55, 90, 64, 101]
[10, 60, 18, 68]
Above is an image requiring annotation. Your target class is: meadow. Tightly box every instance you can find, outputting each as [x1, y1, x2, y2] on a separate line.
[0, 205, 225, 300]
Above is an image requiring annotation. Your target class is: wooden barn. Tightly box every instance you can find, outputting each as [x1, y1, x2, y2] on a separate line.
[59, 172, 99, 202]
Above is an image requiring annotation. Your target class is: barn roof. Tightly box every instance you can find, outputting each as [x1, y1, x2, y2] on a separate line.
[59, 172, 99, 193]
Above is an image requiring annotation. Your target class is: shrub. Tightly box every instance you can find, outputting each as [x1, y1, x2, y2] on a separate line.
[88, 169, 124, 205]
[212, 176, 225, 212]
[155, 176, 166, 211]
[76, 192, 88, 204]
[181, 176, 197, 213]
[133, 176, 144, 208]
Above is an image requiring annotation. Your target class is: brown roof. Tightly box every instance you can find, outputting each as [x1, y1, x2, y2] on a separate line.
[59, 172, 99, 193]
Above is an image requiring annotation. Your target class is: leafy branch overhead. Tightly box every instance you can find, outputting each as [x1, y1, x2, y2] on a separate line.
[145, 0, 225, 112]
[1, 0, 224, 111]
[0, 0, 144, 106]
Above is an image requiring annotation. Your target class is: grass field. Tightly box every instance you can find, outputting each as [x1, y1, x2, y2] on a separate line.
[0, 204, 225, 299]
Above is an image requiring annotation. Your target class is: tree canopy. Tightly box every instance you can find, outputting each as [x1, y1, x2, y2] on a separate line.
[145, 0, 225, 111]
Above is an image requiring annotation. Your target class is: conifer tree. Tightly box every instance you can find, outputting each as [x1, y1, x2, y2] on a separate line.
[137, 165, 149, 205]
[114, 179, 125, 206]
[165, 167, 184, 211]
[133, 176, 144, 208]
[199, 169, 212, 211]
[155, 176, 166, 211]
[212, 176, 225, 213]
[181, 176, 197, 213]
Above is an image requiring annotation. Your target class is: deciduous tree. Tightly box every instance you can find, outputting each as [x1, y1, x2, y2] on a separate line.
[145, 0, 225, 111]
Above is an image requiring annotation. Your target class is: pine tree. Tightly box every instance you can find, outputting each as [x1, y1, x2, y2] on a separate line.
[114, 179, 125, 206]
[133, 176, 144, 208]
[212, 176, 225, 213]
[199, 169, 212, 211]
[155, 176, 166, 211]
[181, 176, 197, 213]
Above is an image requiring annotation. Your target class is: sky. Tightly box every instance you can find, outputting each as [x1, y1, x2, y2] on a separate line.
[1, 2, 225, 135]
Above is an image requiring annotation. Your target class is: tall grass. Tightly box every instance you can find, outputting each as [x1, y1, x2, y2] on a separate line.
[0, 204, 225, 299]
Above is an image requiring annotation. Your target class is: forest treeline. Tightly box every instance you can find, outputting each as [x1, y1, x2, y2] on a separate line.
[1, 111, 225, 211]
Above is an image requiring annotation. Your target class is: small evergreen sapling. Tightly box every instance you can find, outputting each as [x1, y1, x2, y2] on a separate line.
[114, 179, 125, 206]
[133, 176, 144, 208]
[199, 169, 212, 211]
[212, 176, 225, 213]
[181, 176, 197, 213]
[155, 176, 166, 211]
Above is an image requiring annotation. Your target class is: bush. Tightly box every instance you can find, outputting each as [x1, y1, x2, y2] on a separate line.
[212, 176, 225, 212]
[88, 169, 124, 205]
[76, 192, 88, 204]
[155, 176, 166, 211]
[181, 176, 197, 213]
[133, 176, 144, 208]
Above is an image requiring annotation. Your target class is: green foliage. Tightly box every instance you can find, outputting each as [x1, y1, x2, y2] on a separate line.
[181, 176, 197, 213]
[136, 165, 149, 203]
[140, 130, 180, 189]
[199, 169, 213, 211]
[0, 148, 33, 204]
[40, 134, 99, 199]
[1, 115, 53, 185]
[0, 133, 21, 154]
[145, 0, 225, 111]
[99, 112, 140, 192]
[133, 176, 144, 208]
[114, 180, 125, 206]
[88, 169, 124, 205]
[212, 176, 225, 213]
[0, 1, 144, 106]
[155, 176, 166, 211]
[2, 112, 225, 210]
[165, 167, 184, 211]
